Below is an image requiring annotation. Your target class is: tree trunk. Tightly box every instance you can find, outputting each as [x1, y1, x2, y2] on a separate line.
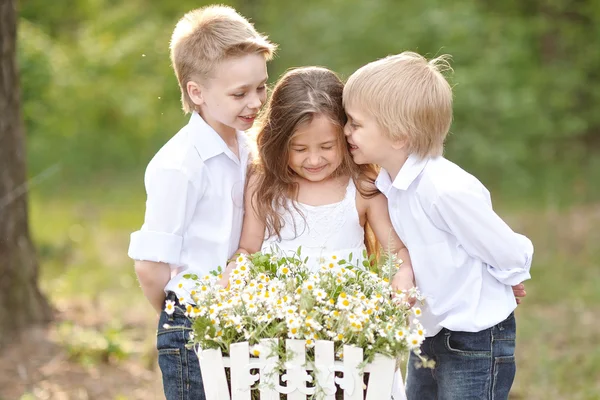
[0, 0, 52, 349]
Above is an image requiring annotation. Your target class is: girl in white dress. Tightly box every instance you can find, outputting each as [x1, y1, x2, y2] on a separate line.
[223, 66, 414, 294]
[219, 66, 410, 399]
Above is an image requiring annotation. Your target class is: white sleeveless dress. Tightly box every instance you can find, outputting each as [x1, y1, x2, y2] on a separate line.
[261, 180, 408, 398]
[261, 179, 367, 271]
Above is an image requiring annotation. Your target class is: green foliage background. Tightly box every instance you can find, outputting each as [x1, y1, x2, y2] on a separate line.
[11, 1, 600, 399]
[18, 0, 600, 204]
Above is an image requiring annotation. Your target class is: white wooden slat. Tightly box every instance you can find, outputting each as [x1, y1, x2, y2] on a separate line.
[199, 348, 231, 400]
[259, 339, 280, 400]
[314, 340, 336, 400]
[390, 368, 407, 400]
[284, 339, 309, 400]
[201, 340, 397, 400]
[364, 354, 396, 400]
[341, 345, 363, 400]
[230, 342, 252, 400]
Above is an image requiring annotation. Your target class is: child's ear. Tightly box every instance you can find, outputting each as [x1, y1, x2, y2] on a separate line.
[391, 137, 407, 151]
[187, 81, 204, 107]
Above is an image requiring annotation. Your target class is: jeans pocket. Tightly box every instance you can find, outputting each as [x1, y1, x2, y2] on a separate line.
[444, 330, 491, 357]
[158, 348, 184, 400]
[491, 355, 515, 400]
[157, 312, 190, 400]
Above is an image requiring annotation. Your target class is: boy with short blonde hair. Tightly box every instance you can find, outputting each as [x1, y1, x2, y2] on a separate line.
[344, 52, 533, 399]
[129, 5, 276, 399]
[170, 5, 275, 113]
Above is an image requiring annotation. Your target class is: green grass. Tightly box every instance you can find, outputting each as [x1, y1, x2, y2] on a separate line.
[28, 178, 600, 399]
[502, 205, 600, 399]
[29, 178, 157, 372]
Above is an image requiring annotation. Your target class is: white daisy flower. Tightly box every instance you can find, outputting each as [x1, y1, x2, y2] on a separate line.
[250, 344, 262, 357]
[407, 333, 424, 350]
[164, 300, 176, 315]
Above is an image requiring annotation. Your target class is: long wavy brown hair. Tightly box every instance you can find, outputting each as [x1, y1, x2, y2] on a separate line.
[250, 66, 380, 253]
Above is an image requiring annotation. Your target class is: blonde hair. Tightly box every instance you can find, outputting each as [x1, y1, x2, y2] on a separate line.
[343, 51, 453, 158]
[170, 5, 277, 113]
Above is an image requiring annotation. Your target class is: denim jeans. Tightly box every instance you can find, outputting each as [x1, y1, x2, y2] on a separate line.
[157, 292, 206, 400]
[405, 312, 516, 400]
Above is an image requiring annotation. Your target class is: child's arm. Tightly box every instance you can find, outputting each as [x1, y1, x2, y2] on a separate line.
[364, 193, 415, 297]
[428, 186, 533, 286]
[134, 260, 171, 313]
[218, 174, 265, 286]
[129, 167, 201, 313]
[236, 175, 266, 255]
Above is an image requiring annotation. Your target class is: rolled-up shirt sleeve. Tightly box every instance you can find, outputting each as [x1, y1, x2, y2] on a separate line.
[429, 186, 534, 285]
[128, 167, 200, 265]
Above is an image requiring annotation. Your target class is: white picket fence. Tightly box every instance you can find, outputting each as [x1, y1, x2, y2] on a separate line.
[198, 339, 405, 400]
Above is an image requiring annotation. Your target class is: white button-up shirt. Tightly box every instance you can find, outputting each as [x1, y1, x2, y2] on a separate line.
[377, 154, 533, 336]
[128, 112, 250, 303]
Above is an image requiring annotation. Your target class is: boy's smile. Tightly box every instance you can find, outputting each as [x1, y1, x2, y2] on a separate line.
[239, 114, 257, 125]
[344, 104, 406, 175]
[188, 53, 268, 140]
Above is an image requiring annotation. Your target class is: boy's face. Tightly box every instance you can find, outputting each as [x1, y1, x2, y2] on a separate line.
[344, 104, 397, 166]
[189, 53, 268, 136]
[288, 114, 343, 183]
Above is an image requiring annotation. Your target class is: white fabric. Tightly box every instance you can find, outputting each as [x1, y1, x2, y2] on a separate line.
[377, 154, 534, 337]
[128, 112, 250, 304]
[261, 179, 367, 271]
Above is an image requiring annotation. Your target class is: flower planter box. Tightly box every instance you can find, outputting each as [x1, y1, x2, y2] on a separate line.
[198, 339, 405, 400]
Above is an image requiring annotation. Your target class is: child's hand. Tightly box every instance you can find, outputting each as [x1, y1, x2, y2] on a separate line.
[217, 261, 236, 288]
[512, 283, 527, 304]
[391, 266, 416, 307]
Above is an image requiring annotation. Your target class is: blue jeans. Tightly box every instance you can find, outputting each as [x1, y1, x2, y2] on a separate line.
[157, 292, 206, 400]
[405, 312, 516, 400]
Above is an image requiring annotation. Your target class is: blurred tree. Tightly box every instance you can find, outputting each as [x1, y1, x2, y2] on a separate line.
[0, 0, 51, 348]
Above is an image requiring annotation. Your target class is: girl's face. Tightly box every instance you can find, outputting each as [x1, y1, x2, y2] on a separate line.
[287, 114, 343, 183]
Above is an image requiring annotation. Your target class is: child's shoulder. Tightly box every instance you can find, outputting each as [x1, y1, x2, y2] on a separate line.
[146, 122, 206, 181]
[417, 157, 488, 204]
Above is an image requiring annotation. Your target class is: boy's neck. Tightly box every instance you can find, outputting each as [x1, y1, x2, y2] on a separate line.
[198, 110, 239, 150]
[380, 152, 409, 182]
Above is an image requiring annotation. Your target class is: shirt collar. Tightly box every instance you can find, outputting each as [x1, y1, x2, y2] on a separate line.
[189, 112, 245, 163]
[376, 154, 430, 193]
[392, 154, 429, 190]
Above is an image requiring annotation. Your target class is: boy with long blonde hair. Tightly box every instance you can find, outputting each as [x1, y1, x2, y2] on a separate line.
[343, 52, 533, 399]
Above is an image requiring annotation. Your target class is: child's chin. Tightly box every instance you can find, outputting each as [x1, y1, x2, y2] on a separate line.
[351, 154, 367, 165]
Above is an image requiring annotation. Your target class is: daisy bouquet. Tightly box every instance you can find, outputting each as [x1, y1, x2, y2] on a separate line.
[171, 249, 429, 397]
